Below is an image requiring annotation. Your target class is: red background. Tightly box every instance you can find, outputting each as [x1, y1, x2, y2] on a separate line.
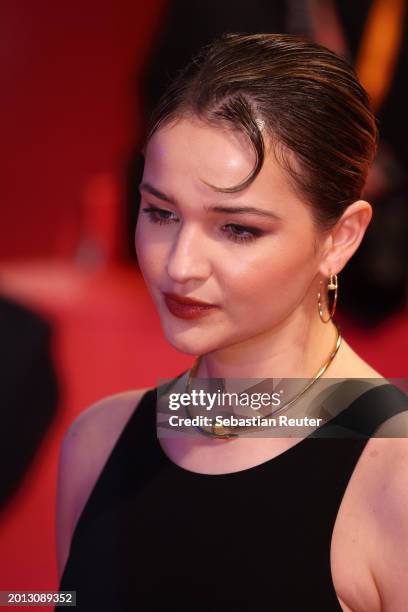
[0, 2, 406, 610]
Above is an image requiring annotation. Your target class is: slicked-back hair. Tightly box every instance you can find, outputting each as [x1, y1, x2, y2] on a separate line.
[144, 33, 378, 230]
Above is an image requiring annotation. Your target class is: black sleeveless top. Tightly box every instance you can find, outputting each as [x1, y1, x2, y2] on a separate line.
[57, 381, 408, 611]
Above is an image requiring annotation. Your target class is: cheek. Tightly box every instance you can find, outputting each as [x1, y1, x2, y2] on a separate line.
[134, 223, 147, 270]
[220, 236, 317, 312]
[135, 223, 164, 281]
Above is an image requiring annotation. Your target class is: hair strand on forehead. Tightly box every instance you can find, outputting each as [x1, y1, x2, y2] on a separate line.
[201, 93, 266, 193]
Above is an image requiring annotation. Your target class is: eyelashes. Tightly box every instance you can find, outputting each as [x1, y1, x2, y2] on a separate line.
[140, 205, 263, 244]
[220, 224, 262, 244]
[142, 206, 177, 225]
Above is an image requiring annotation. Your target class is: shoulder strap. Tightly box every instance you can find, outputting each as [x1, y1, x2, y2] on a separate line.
[313, 383, 408, 438]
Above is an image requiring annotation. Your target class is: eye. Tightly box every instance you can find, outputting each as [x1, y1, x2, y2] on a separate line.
[221, 224, 263, 244]
[141, 206, 179, 225]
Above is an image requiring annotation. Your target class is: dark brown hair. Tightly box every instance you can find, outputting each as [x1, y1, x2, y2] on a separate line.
[144, 32, 378, 230]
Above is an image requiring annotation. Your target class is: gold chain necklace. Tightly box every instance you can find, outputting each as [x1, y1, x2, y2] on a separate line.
[184, 323, 342, 439]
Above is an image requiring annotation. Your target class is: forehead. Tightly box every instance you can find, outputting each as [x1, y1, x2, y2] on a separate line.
[143, 117, 308, 215]
[144, 117, 254, 191]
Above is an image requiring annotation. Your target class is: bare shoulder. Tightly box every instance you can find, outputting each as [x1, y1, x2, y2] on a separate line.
[56, 386, 154, 581]
[338, 340, 408, 433]
[64, 387, 153, 448]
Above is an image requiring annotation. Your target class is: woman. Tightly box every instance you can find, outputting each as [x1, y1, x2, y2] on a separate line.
[56, 34, 408, 611]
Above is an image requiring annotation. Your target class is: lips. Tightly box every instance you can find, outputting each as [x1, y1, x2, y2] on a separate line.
[162, 292, 218, 320]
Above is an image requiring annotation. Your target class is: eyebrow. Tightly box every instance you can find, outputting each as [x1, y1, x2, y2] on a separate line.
[204, 204, 281, 221]
[139, 181, 282, 221]
[139, 182, 175, 203]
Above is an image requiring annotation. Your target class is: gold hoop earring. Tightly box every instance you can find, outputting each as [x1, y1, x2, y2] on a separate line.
[318, 273, 338, 323]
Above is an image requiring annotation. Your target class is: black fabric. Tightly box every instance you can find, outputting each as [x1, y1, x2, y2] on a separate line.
[57, 382, 408, 611]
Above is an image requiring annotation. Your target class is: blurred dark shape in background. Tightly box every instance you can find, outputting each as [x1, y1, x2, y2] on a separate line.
[0, 295, 59, 511]
[126, 0, 408, 327]
[333, 1, 408, 327]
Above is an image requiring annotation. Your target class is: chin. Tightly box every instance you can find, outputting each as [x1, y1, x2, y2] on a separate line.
[161, 320, 221, 356]
[163, 328, 209, 356]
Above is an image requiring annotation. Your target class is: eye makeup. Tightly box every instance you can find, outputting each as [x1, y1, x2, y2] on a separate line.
[141, 205, 265, 244]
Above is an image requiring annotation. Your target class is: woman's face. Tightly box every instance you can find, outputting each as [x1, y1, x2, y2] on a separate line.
[135, 116, 325, 356]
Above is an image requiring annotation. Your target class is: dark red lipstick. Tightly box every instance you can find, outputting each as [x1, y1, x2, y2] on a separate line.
[162, 292, 218, 320]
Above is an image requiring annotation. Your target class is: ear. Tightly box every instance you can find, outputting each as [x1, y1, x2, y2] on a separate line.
[319, 200, 372, 276]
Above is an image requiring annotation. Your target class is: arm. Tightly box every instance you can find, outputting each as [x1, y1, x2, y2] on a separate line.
[368, 437, 408, 611]
[55, 388, 151, 581]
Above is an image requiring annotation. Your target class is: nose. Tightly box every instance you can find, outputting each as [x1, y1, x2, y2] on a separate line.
[166, 223, 211, 283]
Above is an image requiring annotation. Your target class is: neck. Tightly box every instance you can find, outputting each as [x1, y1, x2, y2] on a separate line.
[195, 311, 339, 381]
